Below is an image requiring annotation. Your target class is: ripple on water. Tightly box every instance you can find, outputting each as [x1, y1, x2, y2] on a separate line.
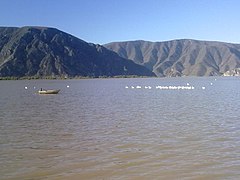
[0, 78, 240, 179]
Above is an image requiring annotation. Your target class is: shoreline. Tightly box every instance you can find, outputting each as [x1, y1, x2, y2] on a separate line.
[0, 75, 238, 81]
[0, 75, 155, 81]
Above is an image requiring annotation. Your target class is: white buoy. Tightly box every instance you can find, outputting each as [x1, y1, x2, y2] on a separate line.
[33, 86, 36, 89]
[125, 86, 129, 89]
[210, 83, 213, 85]
[67, 85, 70, 88]
[24, 86, 28, 90]
[202, 86, 206, 90]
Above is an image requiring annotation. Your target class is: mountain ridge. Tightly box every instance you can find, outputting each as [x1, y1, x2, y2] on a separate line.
[104, 39, 240, 77]
[0, 26, 155, 78]
[1, 26, 240, 78]
[105, 38, 239, 45]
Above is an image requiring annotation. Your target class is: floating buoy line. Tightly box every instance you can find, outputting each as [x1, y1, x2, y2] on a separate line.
[125, 85, 195, 90]
[125, 84, 210, 90]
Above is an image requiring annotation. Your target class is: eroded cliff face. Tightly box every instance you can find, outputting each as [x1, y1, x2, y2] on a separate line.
[0, 27, 154, 78]
[104, 39, 240, 77]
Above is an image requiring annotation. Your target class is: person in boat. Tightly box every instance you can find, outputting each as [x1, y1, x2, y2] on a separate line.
[40, 88, 42, 91]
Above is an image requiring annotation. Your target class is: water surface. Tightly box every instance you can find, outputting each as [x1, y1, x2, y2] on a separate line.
[0, 77, 240, 179]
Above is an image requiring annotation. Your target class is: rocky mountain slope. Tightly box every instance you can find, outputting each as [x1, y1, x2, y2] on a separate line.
[104, 39, 240, 77]
[0, 27, 154, 78]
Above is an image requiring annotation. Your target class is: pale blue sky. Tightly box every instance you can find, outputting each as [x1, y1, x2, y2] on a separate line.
[1, 0, 240, 44]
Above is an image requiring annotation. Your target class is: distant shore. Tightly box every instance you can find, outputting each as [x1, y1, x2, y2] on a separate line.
[0, 75, 154, 80]
[1, 74, 238, 81]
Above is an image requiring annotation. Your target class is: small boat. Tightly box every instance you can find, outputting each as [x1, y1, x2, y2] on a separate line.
[38, 89, 60, 94]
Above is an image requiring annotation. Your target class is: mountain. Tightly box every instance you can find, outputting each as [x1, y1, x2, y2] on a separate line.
[104, 39, 240, 77]
[0, 27, 155, 78]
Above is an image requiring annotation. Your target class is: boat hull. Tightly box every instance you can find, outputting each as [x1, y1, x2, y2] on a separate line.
[38, 89, 60, 94]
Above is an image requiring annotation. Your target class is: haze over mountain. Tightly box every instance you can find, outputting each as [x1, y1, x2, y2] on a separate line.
[0, 27, 154, 78]
[104, 40, 240, 77]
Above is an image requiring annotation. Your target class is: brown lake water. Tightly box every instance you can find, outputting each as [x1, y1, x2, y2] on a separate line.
[0, 77, 240, 179]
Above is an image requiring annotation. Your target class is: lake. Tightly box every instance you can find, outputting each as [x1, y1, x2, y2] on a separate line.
[0, 77, 240, 179]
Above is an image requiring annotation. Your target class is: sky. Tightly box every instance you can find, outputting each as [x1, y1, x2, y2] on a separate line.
[1, 0, 240, 44]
